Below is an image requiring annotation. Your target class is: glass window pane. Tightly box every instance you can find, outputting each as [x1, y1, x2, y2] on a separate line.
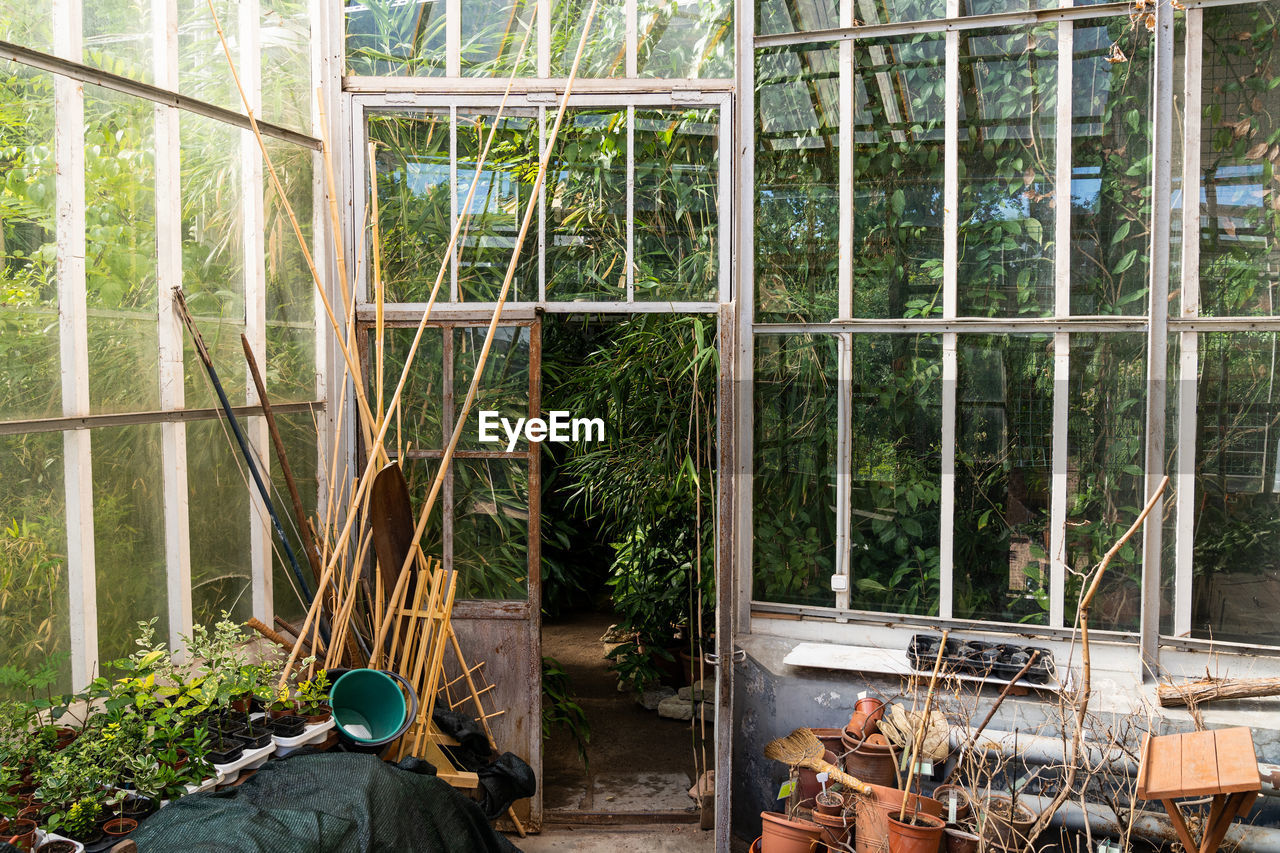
[179, 0, 240, 114]
[402, 458, 445, 561]
[376, 326, 445, 454]
[1192, 332, 1280, 644]
[753, 334, 837, 607]
[954, 334, 1053, 625]
[345, 0, 447, 77]
[1198, 6, 1280, 317]
[370, 110, 452, 304]
[0, 63, 59, 421]
[1064, 333, 1146, 631]
[0, 0, 49, 50]
[848, 335, 942, 616]
[86, 87, 158, 414]
[754, 44, 838, 322]
[0, 432, 68, 696]
[261, 0, 312, 132]
[1071, 20, 1152, 315]
[272, 411, 319, 625]
[545, 109, 625, 302]
[453, 325, 530, 451]
[452, 459, 530, 600]
[957, 27, 1057, 318]
[265, 139, 316, 402]
[93, 425, 168, 666]
[187, 419, 253, 627]
[458, 109, 539, 302]
[853, 33, 945, 319]
[637, 0, 732, 79]
[181, 115, 245, 409]
[461, 0, 537, 78]
[84, 0, 151, 83]
[756, 0, 836, 38]
[551, 0, 626, 78]
[634, 108, 719, 302]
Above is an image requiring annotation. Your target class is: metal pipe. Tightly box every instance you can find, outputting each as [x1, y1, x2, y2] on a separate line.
[957, 727, 1280, 797]
[1010, 793, 1280, 853]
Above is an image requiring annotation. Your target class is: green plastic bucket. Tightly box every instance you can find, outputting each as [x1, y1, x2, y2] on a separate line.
[329, 668, 415, 746]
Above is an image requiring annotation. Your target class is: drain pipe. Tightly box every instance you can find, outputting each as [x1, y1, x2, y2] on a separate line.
[1005, 792, 1280, 853]
[955, 728, 1280, 797]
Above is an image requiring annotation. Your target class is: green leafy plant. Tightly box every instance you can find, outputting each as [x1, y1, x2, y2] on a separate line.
[541, 657, 590, 770]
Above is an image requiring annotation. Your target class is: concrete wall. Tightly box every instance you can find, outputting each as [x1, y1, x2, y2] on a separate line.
[731, 633, 1280, 844]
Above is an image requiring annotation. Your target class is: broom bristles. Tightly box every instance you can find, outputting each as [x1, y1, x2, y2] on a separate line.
[764, 728, 873, 796]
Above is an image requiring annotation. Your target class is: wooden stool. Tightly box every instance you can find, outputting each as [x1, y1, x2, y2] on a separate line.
[1137, 727, 1260, 853]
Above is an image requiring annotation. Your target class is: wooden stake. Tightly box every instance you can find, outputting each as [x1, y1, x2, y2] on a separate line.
[900, 630, 949, 822]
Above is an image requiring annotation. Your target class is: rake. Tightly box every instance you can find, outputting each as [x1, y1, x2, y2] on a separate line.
[765, 729, 874, 796]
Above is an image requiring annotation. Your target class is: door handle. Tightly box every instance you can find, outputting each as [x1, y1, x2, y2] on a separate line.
[702, 649, 746, 666]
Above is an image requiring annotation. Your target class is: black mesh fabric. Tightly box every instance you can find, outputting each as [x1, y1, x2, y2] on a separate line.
[128, 752, 522, 853]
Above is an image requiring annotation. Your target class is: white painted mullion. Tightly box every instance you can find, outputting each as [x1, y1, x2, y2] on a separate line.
[536, 0, 550, 78]
[1174, 8, 1203, 638]
[55, 0, 96, 688]
[835, 333, 852, 613]
[626, 104, 635, 302]
[447, 0, 461, 77]
[1048, 21, 1072, 629]
[241, 0, 272, 622]
[717, 97, 731, 304]
[626, 0, 638, 77]
[538, 104, 546, 301]
[939, 0, 958, 619]
[838, 34, 853, 319]
[451, 105, 459, 301]
[154, 0, 192, 652]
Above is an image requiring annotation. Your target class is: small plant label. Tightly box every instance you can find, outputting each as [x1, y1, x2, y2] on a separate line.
[777, 780, 796, 801]
[915, 761, 933, 775]
[1097, 842, 1124, 853]
[817, 771, 829, 792]
[857, 691, 868, 700]
[948, 793, 958, 824]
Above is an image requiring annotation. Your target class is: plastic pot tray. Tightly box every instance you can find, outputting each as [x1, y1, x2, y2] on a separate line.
[273, 718, 334, 757]
[212, 741, 275, 776]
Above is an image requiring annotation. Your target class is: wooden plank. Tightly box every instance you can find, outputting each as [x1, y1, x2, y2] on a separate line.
[1136, 734, 1154, 799]
[1180, 729, 1220, 796]
[1160, 799, 1200, 853]
[1212, 727, 1260, 794]
[1199, 792, 1248, 853]
[1142, 733, 1184, 799]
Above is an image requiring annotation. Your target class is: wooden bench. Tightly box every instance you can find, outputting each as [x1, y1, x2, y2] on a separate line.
[1136, 727, 1260, 853]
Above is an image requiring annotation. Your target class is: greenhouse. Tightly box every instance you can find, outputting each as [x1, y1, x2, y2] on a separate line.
[1, 0, 1280, 849]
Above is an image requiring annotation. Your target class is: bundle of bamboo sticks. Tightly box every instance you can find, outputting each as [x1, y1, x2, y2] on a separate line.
[200, 0, 598, 788]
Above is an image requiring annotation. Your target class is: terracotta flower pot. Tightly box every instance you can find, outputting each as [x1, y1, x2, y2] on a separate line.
[852, 783, 942, 853]
[931, 785, 972, 824]
[812, 809, 854, 850]
[750, 837, 763, 853]
[814, 789, 845, 816]
[944, 826, 980, 853]
[811, 728, 846, 757]
[841, 733, 898, 789]
[36, 841, 79, 853]
[855, 696, 886, 726]
[887, 811, 945, 853]
[304, 705, 332, 725]
[4, 818, 37, 851]
[979, 794, 1035, 852]
[103, 817, 138, 837]
[760, 811, 824, 853]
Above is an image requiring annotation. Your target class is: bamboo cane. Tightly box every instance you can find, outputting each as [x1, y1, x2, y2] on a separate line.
[277, 19, 540, 685]
[900, 630, 949, 822]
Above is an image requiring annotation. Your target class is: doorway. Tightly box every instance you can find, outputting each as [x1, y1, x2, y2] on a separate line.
[537, 313, 718, 824]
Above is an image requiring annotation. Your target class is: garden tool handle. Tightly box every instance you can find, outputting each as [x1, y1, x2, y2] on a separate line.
[811, 759, 872, 796]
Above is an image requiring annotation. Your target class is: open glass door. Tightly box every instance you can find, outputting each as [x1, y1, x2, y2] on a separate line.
[361, 313, 543, 831]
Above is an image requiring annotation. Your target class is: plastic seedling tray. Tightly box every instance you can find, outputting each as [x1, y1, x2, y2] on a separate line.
[181, 771, 224, 797]
[212, 741, 275, 776]
[273, 718, 335, 757]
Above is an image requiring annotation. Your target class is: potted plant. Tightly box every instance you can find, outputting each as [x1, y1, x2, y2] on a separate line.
[296, 670, 331, 724]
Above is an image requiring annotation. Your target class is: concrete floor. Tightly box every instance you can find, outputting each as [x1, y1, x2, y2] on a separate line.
[509, 825, 715, 852]
[541, 611, 703, 816]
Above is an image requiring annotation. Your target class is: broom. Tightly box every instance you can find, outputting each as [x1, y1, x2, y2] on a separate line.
[764, 729, 874, 796]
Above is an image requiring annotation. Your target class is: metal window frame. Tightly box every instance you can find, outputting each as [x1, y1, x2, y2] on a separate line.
[350, 89, 734, 313]
[742, 0, 1261, 675]
[2, 2, 328, 687]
